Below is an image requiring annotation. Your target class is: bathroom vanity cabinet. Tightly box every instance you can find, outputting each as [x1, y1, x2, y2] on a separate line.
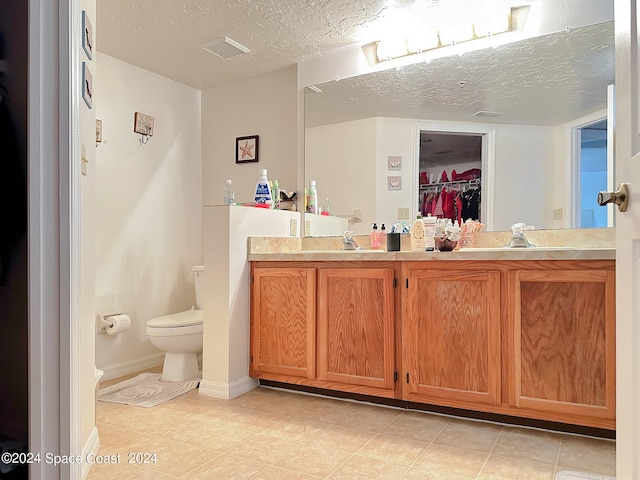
[250, 256, 615, 430]
[251, 262, 399, 398]
[402, 262, 502, 411]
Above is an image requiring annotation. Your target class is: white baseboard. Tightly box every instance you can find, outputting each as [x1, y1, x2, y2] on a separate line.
[81, 426, 100, 479]
[199, 376, 258, 399]
[98, 353, 164, 381]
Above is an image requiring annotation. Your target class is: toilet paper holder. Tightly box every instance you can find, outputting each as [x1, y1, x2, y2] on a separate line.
[99, 313, 121, 330]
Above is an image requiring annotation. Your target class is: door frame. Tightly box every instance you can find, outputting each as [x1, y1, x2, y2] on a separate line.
[414, 121, 496, 230]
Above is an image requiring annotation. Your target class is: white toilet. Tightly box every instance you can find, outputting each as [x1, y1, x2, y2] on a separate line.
[146, 265, 204, 381]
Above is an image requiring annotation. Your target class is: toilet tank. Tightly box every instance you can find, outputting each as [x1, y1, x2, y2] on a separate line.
[192, 265, 204, 309]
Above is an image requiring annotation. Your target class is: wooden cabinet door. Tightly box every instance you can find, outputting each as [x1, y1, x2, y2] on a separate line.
[403, 267, 501, 409]
[509, 269, 615, 427]
[250, 267, 316, 380]
[317, 268, 395, 396]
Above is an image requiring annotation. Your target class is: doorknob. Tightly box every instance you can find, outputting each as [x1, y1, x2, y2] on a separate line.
[597, 183, 629, 212]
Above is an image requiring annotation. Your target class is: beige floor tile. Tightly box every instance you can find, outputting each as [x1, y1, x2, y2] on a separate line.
[557, 435, 616, 476]
[103, 431, 174, 456]
[291, 396, 357, 424]
[95, 422, 137, 450]
[357, 434, 426, 465]
[433, 418, 502, 453]
[253, 465, 325, 479]
[478, 455, 556, 480]
[402, 467, 471, 480]
[96, 402, 139, 427]
[213, 406, 289, 432]
[306, 424, 377, 453]
[262, 416, 328, 442]
[413, 443, 489, 478]
[180, 453, 268, 479]
[177, 422, 257, 453]
[335, 404, 402, 433]
[122, 464, 180, 479]
[228, 433, 304, 464]
[139, 442, 218, 477]
[382, 410, 449, 443]
[276, 444, 351, 477]
[233, 387, 318, 416]
[491, 427, 561, 465]
[328, 454, 409, 480]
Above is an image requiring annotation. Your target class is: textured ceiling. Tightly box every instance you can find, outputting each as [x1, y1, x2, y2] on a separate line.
[97, 0, 435, 89]
[305, 21, 614, 127]
[96, 1, 613, 127]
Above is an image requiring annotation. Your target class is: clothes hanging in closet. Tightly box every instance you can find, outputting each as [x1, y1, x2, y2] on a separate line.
[0, 100, 27, 286]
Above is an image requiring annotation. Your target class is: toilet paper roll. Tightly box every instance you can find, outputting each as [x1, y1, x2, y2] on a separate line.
[104, 314, 131, 335]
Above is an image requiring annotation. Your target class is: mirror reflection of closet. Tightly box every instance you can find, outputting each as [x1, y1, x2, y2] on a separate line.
[418, 131, 483, 225]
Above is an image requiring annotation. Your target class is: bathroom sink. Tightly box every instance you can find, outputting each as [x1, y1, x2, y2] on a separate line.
[458, 246, 577, 252]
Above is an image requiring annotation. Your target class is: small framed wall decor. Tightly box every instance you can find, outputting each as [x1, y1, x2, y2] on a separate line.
[81, 62, 93, 109]
[387, 155, 402, 171]
[387, 175, 402, 191]
[82, 11, 93, 59]
[134, 112, 154, 136]
[236, 135, 259, 163]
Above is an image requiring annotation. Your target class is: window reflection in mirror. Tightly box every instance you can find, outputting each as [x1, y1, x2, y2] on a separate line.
[577, 119, 609, 228]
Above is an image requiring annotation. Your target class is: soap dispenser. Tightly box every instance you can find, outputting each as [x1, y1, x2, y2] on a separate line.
[371, 223, 381, 249]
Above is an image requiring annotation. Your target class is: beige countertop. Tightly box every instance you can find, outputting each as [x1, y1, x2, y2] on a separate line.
[248, 247, 615, 262]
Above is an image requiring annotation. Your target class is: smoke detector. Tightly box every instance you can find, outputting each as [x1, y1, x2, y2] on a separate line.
[202, 37, 250, 59]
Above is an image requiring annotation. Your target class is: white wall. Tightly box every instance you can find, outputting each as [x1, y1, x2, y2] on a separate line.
[94, 53, 202, 379]
[201, 206, 300, 397]
[201, 65, 298, 207]
[306, 117, 556, 233]
[305, 118, 377, 234]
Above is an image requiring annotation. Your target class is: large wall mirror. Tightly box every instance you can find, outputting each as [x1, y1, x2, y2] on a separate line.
[304, 15, 614, 235]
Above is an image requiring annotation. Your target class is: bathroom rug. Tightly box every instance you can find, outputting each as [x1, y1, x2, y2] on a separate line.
[98, 372, 200, 408]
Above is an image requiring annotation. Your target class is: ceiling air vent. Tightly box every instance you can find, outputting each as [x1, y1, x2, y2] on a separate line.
[472, 110, 504, 118]
[202, 37, 250, 59]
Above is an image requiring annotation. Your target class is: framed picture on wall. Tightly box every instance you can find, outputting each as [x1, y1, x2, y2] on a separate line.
[81, 62, 93, 109]
[82, 11, 93, 60]
[236, 135, 259, 163]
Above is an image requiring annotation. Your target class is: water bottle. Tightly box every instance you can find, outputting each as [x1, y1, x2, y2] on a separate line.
[223, 179, 235, 205]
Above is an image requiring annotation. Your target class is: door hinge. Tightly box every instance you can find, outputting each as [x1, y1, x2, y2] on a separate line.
[394, 371, 398, 382]
[405, 278, 409, 288]
[393, 277, 397, 288]
[406, 373, 410, 383]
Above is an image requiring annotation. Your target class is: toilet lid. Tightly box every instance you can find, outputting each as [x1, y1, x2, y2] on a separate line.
[146, 309, 204, 328]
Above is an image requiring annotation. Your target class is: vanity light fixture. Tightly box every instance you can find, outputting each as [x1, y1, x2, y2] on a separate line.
[202, 36, 250, 59]
[374, 6, 513, 63]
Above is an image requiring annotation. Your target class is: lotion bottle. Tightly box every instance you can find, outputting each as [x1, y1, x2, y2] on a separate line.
[410, 214, 425, 252]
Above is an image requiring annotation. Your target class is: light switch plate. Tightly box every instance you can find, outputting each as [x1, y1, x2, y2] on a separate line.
[289, 218, 298, 236]
[398, 207, 410, 220]
[553, 208, 564, 220]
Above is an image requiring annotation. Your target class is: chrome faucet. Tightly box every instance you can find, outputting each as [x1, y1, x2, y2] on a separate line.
[341, 230, 361, 250]
[506, 223, 535, 248]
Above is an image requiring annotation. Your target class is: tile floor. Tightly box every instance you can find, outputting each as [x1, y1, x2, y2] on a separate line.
[88, 371, 616, 480]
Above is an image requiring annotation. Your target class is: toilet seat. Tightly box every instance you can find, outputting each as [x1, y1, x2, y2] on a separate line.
[146, 310, 203, 336]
